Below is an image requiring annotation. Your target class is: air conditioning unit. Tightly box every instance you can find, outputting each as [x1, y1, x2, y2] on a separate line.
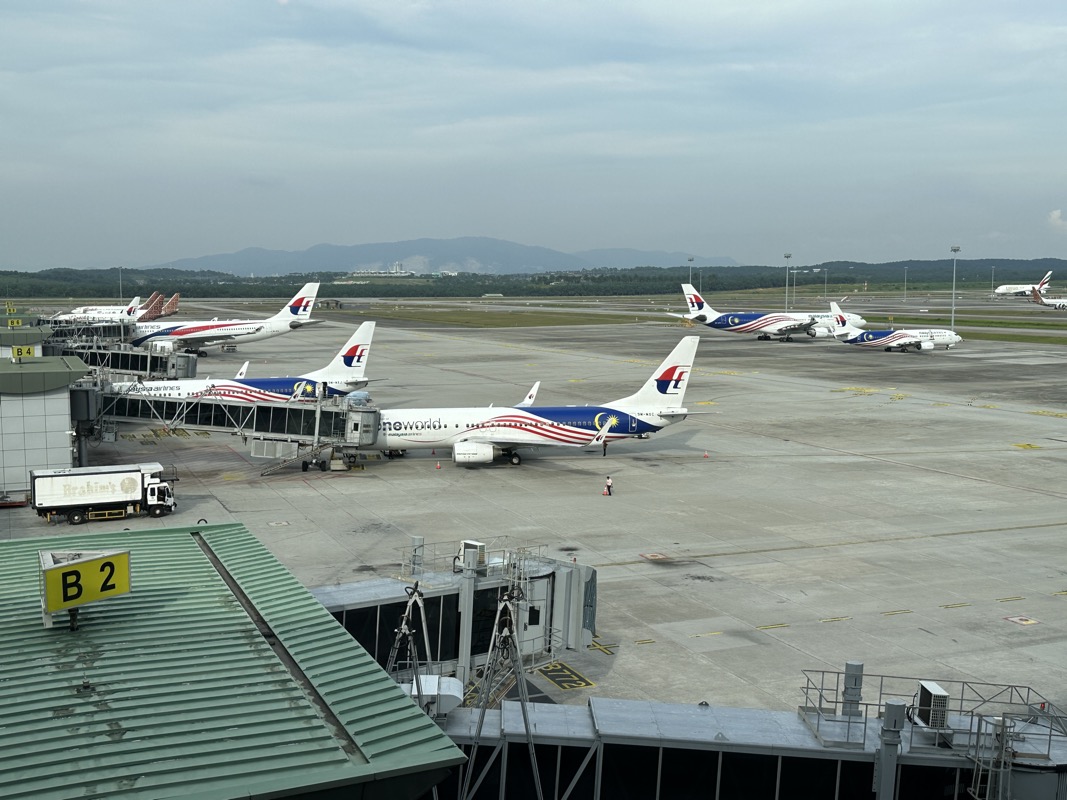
[460, 540, 487, 570]
[917, 680, 949, 729]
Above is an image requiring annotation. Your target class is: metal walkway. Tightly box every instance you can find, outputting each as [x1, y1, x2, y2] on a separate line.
[99, 390, 381, 455]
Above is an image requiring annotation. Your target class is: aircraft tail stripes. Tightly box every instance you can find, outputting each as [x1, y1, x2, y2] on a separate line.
[1038, 271, 1053, 291]
[609, 336, 699, 409]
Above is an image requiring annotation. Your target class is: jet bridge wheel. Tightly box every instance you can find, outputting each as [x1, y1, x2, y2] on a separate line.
[509, 452, 522, 466]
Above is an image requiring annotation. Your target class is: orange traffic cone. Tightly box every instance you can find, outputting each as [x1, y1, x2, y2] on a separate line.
[435, 461, 441, 469]
[602, 488, 609, 495]
[703, 450, 709, 459]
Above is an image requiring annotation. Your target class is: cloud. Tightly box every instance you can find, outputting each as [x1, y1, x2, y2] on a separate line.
[1050, 210, 1067, 232]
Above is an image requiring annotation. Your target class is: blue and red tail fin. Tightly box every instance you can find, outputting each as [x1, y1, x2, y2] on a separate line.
[273, 282, 320, 320]
[608, 336, 699, 409]
[300, 321, 375, 386]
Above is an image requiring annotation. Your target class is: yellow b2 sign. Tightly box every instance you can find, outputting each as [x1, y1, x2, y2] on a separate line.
[42, 551, 131, 613]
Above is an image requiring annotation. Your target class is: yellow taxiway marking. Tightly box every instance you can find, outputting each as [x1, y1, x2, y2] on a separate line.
[586, 638, 618, 655]
[1053, 591, 1067, 597]
[820, 616, 852, 623]
[634, 639, 656, 645]
[1030, 410, 1067, 419]
[756, 623, 789, 631]
[996, 596, 1025, 602]
[538, 662, 596, 690]
[940, 603, 971, 609]
[881, 609, 913, 616]
[1013, 443, 1041, 449]
[688, 631, 724, 638]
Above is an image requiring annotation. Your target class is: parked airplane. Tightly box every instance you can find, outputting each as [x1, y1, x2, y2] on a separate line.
[375, 336, 700, 465]
[1030, 287, 1067, 310]
[52, 294, 147, 323]
[995, 270, 1052, 296]
[111, 322, 374, 401]
[830, 303, 961, 352]
[673, 284, 866, 341]
[129, 282, 321, 353]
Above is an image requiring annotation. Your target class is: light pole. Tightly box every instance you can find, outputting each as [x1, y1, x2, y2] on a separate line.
[688, 256, 694, 285]
[904, 266, 907, 303]
[119, 265, 123, 300]
[991, 265, 995, 299]
[784, 253, 792, 309]
[824, 267, 828, 300]
[950, 246, 960, 329]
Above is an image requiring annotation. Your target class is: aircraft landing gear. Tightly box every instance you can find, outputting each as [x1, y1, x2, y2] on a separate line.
[508, 452, 522, 465]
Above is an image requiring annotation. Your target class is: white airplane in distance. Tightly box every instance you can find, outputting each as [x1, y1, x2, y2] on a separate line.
[110, 322, 375, 401]
[376, 336, 700, 466]
[129, 282, 321, 354]
[995, 270, 1052, 296]
[52, 294, 151, 323]
[830, 302, 961, 352]
[1030, 287, 1067, 310]
[673, 284, 866, 341]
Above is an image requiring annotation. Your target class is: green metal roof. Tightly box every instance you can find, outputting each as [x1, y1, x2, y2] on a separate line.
[0, 355, 90, 393]
[0, 523, 464, 799]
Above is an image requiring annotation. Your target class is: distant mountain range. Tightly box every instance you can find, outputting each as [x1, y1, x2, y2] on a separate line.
[147, 237, 738, 276]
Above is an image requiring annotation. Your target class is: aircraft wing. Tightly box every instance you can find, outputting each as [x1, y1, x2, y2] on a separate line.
[773, 317, 824, 336]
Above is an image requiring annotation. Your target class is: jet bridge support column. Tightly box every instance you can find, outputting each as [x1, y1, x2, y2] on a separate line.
[456, 547, 479, 686]
[875, 699, 905, 800]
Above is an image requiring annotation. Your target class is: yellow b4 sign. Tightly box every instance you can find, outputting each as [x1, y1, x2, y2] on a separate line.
[41, 550, 131, 613]
[12, 345, 35, 358]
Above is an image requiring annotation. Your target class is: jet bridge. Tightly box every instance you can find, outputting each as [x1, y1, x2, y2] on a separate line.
[100, 389, 382, 458]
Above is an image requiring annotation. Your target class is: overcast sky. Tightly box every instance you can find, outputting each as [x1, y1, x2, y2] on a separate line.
[2, 1, 1065, 269]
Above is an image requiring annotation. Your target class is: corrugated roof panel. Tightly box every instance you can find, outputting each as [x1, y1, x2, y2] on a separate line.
[0, 524, 463, 799]
[201, 526, 465, 770]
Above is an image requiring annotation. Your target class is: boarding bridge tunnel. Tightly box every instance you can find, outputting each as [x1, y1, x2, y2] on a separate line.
[99, 390, 382, 454]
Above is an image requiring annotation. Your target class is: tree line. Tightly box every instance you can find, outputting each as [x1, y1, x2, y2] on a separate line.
[3, 259, 1064, 300]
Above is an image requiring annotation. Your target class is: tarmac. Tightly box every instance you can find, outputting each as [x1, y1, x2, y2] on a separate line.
[6, 312, 1067, 714]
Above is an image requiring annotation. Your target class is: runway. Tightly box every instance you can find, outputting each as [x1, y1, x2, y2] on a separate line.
[6, 318, 1067, 714]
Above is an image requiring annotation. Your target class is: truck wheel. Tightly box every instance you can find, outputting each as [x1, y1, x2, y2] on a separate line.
[68, 509, 87, 525]
[301, 461, 309, 472]
[319, 459, 328, 472]
[149, 505, 164, 518]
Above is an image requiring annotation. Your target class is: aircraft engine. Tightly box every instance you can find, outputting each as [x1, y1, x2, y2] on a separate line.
[915, 340, 935, 351]
[452, 441, 498, 464]
[807, 326, 835, 339]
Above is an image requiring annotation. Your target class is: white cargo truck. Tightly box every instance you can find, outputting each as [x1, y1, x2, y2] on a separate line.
[30, 463, 178, 525]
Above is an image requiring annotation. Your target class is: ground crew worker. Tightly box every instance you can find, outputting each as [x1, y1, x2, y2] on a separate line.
[605, 476, 613, 496]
